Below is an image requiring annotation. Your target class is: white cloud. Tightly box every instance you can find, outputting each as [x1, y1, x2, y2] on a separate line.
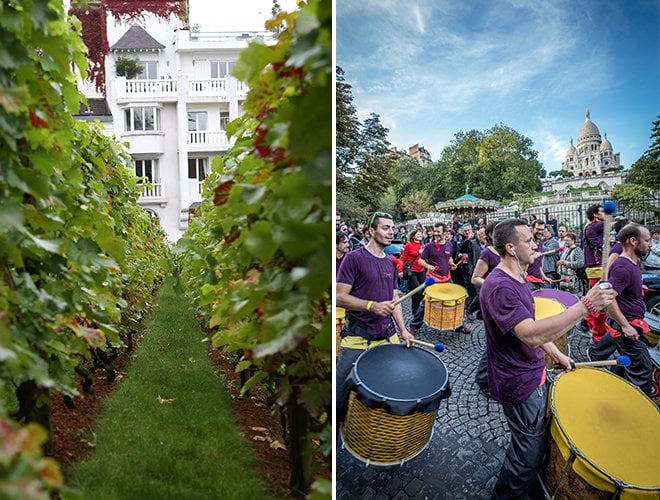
[413, 4, 425, 33]
[536, 131, 568, 172]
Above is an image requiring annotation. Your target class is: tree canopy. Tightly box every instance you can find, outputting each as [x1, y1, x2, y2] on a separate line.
[335, 72, 546, 223]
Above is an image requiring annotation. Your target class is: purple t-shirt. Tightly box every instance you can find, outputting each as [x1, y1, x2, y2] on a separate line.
[608, 257, 645, 321]
[584, 220, 604, 267]
[610, 242, 623, 256]
[336, 247, 398, 338]
[480, 268, 545, 406]
[526, 239, 544, 279]
[478, 247, 501, 280]
[420, 240, 453, 276]
[336, 256, 344, 276]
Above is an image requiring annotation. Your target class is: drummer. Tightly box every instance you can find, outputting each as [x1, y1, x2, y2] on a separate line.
[408, 222, 471, 334]
[480, 218, 614, 499]
[605, 223, 653, 396]
[335, 211, 414, 421]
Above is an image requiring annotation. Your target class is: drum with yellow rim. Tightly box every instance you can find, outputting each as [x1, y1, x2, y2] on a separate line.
[335, 307, 346, 355]
[541, 368, 660, 498]
[643, 312, 659, 347]
[534, 296, 569, 369]
[341, 344, 451, 466]
[586, 266, 602, 280]
[423, 283, 468, 330]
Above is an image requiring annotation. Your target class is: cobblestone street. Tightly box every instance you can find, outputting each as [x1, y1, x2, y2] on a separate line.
[336, 301, 596, 499]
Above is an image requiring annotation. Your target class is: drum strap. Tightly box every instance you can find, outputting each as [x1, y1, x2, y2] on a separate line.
[605, 317, 650, 339]
[344, 316, 395, 343]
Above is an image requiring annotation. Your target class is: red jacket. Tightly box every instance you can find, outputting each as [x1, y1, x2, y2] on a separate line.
[402, 241, 425, 273]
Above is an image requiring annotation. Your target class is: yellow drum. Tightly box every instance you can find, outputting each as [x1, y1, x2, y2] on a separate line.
[336, 307, 346, 355]
[534, 297, 569, 369]
[423, 283, 468, 330]
[644, 312, 659, 347]
[542, 368, 660, 498]
[586, 267, 602, 280]
[341, 344, 450, 466]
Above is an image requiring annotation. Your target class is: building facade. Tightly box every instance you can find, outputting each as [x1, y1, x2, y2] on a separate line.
[561, 108, 621, 176]
[76, 12, 275, 241]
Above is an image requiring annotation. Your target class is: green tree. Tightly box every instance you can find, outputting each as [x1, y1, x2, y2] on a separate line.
[401, 190, 434, 218]
[435, 129, 483, 201]
[336, 66, 360, 192]
[115, 56, 142, 79]
[474, 124, 542, 200]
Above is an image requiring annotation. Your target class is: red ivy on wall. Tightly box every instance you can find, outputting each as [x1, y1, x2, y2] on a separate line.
[70, 1, 184, 94]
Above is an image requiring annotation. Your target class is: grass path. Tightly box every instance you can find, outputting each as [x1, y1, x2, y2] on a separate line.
[67, 277, 269, 499]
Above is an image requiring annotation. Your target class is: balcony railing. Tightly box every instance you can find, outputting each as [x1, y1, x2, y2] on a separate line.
[139, 181, 162, 198]
[117, 78, 177, 99]
[189, 78, 227, 96]
[187, 130, 229, 146]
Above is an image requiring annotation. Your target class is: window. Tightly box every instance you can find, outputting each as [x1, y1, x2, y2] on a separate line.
[219, 111, 230, 130]
[187, 111, 207, 131]
[188, 157, 208, 181]
[134, 158, 158, 183]
[124, 107, 160, 132]
[210, 61, 234, 79]
[138, 61, 158, 79]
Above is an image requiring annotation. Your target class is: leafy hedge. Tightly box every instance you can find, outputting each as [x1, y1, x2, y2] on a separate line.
[175, 0, 331, 496]
[0, 0, 169, 495]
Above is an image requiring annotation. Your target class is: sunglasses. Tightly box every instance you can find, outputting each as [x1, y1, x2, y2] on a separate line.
[368, 211, 393, 228]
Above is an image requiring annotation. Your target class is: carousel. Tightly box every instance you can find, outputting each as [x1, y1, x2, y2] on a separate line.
[434, 187, 500, 222]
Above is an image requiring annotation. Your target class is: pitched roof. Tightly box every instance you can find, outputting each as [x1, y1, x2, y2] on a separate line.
[75, 98, 112, 116]
[111, 25, 165, 51]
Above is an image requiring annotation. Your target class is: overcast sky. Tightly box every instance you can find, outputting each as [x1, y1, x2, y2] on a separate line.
[337, 0, 660, 172]
[190, 0, 299, 32]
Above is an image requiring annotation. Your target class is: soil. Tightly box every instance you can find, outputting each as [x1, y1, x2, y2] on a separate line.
[48, 336, 292, 498]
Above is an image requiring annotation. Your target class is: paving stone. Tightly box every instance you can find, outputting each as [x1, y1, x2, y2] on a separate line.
[404, 478, 424, 496]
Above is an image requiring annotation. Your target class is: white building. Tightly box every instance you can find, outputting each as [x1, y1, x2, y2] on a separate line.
[561, 108, 621, 176]
[75, 11, 276, 240]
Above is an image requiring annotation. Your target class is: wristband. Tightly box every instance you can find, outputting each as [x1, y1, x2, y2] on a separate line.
[580, 296, 597, 315]
[366, 300, 374, 312]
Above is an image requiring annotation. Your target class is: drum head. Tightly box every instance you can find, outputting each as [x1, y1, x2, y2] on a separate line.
[550, 368, 660, 491]
[336, 307, 346, 320]
[533, 297, 565, 320]
[424, 283, 467, 300]
[532, 289, 579, 308]
[644, 312, 659, 333]
[350, 344, 450, 416]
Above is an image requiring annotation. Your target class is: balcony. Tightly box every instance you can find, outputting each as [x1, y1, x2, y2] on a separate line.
[189, 79, 227, 97]
[115, 77, 177, 102]
[138, 180, 167, 207]
[187, 130, 230, 151]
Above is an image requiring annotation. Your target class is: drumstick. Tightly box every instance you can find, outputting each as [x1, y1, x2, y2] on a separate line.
[553, 355, 630, 370]
[410, 339, 445, 353]
[600, 200, 616, 282]
[393, 276, 436, 306]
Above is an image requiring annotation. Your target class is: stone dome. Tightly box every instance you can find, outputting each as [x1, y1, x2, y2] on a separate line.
[600, 132, 612, 151]
[566, 137, 577, 157]
[578, 108, 601, 142]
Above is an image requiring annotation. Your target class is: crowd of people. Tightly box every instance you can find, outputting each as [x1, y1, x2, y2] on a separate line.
[335, 206, 658, 499]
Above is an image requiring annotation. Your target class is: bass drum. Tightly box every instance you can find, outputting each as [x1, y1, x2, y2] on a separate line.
[542, 368, 660, 498]
[341, 344, 451, 466]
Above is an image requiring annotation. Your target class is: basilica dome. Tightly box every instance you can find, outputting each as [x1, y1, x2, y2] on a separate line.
[600, 132, 613, 152]
[577, 108, 601, 142]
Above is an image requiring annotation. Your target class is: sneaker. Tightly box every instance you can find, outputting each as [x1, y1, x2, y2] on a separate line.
[408, 325, 418, 335]
[466, 312, 476, 322]
[477, 382, 490, 398]
[456, 324, 471, 334]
